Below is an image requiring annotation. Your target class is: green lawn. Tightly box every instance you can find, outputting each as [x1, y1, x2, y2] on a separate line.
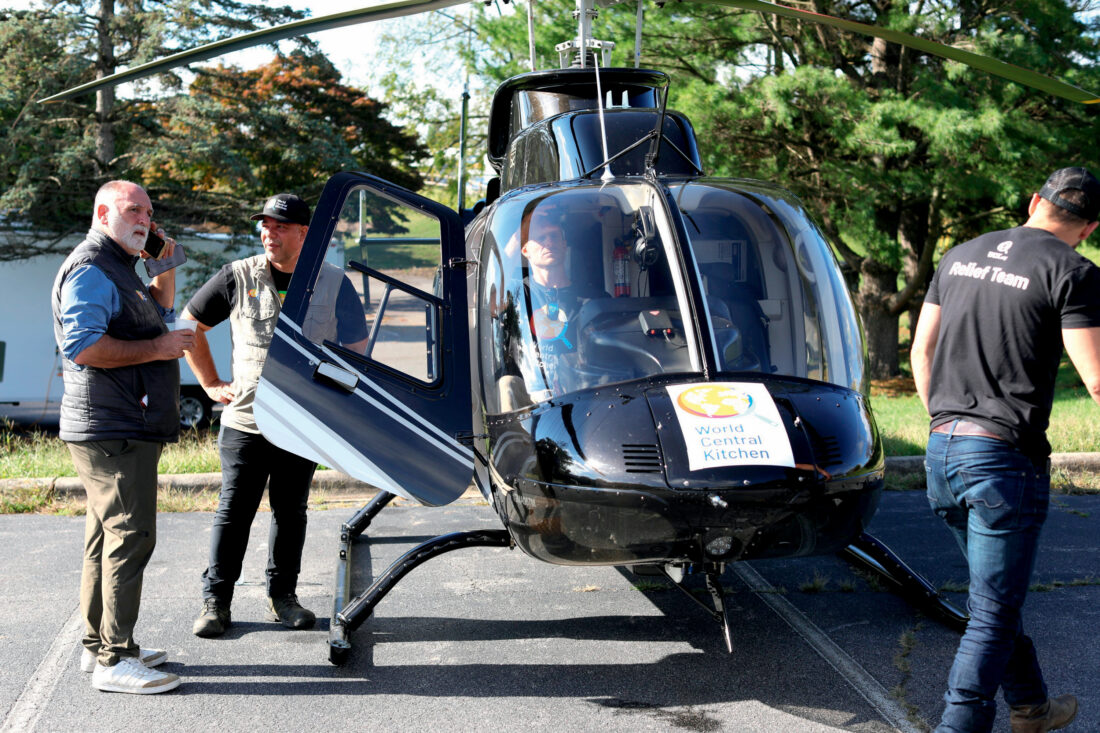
[355, 242, 438, 270]
[873, 352, 1099, 456]
[337, 203, 443, 270]
[0, 423, 221, 480]
[873, 390, 1100, 457]
[5, 381, 1096, 481]
[5, 335, 1098, 481]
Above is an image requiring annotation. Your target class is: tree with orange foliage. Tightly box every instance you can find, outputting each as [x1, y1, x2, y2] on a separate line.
[0, 0, 311, 260]
[144, 49, 426, 235]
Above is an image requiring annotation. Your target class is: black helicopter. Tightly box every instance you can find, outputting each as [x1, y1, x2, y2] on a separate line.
[48, 0, 1098, 664]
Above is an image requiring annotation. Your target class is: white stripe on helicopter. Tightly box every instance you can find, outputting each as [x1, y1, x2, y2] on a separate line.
[274, 314, 474, 467]
[255, 379, 411, 499]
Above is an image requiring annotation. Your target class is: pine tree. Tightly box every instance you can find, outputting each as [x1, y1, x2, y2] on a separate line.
[468, 0, 1100, 377]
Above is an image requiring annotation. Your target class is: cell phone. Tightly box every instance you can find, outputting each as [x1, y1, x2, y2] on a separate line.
[145, 243, 186, 277]
[143, 228, 166, 260]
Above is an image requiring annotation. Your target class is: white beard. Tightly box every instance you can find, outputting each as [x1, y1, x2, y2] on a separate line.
[123, 231, 148, 253]
[105, 217, 147, 254]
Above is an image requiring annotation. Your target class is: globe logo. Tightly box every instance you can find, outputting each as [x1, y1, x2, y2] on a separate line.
[676, 384, 753, 418]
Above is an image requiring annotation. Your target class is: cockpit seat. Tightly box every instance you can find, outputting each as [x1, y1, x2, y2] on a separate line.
[699, 263, 771, 372]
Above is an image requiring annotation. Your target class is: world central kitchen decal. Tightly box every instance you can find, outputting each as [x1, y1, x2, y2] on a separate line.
[666, 383, 795, 471]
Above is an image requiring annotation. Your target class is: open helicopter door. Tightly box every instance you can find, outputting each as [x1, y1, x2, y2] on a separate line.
[255, 172, 474, 506]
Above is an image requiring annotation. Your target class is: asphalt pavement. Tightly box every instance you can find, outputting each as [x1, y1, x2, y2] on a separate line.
[1, 489, 1098, 733]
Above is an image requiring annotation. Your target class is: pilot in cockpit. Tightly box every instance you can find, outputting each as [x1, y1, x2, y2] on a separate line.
[520, 204, 606, 351]
[497, 200, 608, 410]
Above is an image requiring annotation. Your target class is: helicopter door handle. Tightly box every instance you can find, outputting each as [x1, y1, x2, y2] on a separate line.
[313, 361, 359, 393]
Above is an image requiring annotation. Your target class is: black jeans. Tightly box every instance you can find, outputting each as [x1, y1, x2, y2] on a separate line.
[201, 426, 316, 603]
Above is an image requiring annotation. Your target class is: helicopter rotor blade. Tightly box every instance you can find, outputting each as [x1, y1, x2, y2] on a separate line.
[42, 0, 1100, 106]
[40, 0, 470, 103]
[693, 0, 1100, 104]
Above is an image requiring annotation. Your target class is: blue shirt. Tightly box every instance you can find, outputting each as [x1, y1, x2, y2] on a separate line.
[58, 264, 173, 365]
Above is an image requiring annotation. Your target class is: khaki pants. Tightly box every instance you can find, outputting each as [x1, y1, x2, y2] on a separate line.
[67, 439, 162, 667]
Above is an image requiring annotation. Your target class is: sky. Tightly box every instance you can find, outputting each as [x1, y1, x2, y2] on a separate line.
[209, 0, 392, 90]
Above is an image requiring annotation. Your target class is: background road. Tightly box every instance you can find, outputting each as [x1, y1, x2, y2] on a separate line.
[1, 490, 1097, 732]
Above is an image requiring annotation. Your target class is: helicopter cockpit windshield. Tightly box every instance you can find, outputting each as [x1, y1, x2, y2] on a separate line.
[670, 181, 866, 392]
[478, 180, 866, 413]
[479, 183, 701, 412]
[668, 180, 866, 391]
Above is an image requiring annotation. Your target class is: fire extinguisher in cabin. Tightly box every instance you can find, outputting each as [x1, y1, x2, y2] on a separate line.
[613, 241, 630, 297]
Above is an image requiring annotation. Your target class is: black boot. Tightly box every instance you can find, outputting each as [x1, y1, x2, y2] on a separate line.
[192, 598, 232, 638]
[266, 594, 315, 629]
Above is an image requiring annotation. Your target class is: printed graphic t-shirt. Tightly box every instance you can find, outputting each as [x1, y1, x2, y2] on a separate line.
[925, 225, 1100, 457]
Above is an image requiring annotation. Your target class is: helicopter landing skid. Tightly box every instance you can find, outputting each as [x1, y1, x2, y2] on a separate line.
[330, 490, 397, 662]
[658, 565, 735, 653]
[839, 532, 969, 632]
[330, 494, 512, 664]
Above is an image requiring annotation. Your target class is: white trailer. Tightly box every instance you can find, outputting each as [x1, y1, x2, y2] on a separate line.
[0, 236, 237, 428]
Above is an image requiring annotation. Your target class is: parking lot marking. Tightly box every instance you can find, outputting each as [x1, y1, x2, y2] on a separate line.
[733, 563, 921, 733]
[1, 605, 82, 733]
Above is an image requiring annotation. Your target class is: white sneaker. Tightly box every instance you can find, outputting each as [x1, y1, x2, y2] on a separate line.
[80, 647, 168, 673]
[91, 657, 180, 694]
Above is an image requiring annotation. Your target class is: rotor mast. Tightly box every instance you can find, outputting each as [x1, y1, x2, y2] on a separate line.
[555, 0, 614, 68]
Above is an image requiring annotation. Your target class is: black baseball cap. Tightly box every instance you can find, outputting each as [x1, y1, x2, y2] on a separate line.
[1038, 167, 1100, 222]
[250, 193, 310, 226]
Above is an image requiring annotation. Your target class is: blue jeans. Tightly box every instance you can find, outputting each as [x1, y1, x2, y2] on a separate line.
[925, 429, 1051, 732]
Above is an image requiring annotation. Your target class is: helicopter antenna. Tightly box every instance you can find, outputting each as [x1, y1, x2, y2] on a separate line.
[526, 0, 537, 71]
[593, 62, 613, 181]
[579, 0, 592, 68]
[456, 72, 471, 210]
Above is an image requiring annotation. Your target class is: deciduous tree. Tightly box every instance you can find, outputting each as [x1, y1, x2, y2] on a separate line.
[0, 0, 307, 259]
[146, 49, 426, 232]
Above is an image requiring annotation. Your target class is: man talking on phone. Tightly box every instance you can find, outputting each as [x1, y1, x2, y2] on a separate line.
[52, 180, 193, 694]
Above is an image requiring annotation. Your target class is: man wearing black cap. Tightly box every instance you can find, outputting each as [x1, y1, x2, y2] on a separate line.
[912, 168, 1100, 732]
[180, 193, 368, 638]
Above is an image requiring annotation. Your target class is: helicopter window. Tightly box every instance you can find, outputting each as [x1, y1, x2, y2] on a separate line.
[503, 125, 561, 191]
[672, 183, 866, 391]
[504, 110, 701, 191]
[514, 91, 597, 131]
[570, 112, 698, 177]
[479, 183, 702, 413]
[317, 186, 444, 384]
[679, 206, 772, 373]
[512, 85, 660, 134]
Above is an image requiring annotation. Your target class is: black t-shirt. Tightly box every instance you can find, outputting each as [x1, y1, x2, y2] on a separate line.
[925, 225, 1100, 457]
[186, 263, 369, 345]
